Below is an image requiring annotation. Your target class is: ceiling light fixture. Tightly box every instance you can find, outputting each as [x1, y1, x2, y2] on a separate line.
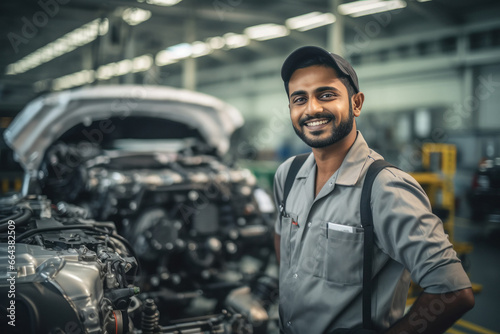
[191, 41, 213, 58]
[6, 18, 109, 75]
[154, 14, 337, 69]
[96, 63, 116, 80]
[338, 0, 406, 18]
[286, 12, 336, 32]
[115, 59, 134, 76]
[165, 43, 192, 60]
[206, 36, 225, 50]
[53, 69, 95, 91]
[244, 24, 289, 41]
[155, 50, 178, 66]
[49, 54, 152, 90]
[132, 54, 153, 72]
[137, 0, 182, 6]
[122, 8, 152, 26]
[224, 33, 250, 49]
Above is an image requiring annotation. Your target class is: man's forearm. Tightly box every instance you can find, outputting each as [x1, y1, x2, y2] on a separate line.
[384, 288, 474, 334]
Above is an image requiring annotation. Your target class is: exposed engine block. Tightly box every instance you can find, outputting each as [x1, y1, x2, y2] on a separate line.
[0, 147, 278, 333]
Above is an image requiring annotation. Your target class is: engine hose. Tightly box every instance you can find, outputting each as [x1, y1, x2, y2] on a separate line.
[0, 208, 32, 232]
[14, 207, 32, 224]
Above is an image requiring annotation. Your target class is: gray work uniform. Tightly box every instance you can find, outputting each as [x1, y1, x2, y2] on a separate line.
[274, 132, 471, 333]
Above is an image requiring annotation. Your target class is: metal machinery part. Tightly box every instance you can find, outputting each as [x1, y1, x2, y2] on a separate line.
[0, 195, 139, 334]
[2, 86, 279, 333]
[0, 196, 263, 333]
[38, 147, 278, 323]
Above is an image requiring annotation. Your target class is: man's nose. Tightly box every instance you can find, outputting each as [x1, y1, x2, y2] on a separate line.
[306, 97, 322, 114]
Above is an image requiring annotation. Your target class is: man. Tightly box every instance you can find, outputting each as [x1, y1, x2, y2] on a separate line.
[273, 46, 474, 334]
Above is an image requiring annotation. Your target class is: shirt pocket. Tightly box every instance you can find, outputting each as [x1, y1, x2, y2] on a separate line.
[280, 212, 299, 267]
[313, 222, 364, 285]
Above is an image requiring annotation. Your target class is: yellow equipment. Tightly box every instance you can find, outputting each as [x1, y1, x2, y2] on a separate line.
[408, 143, 481, 301]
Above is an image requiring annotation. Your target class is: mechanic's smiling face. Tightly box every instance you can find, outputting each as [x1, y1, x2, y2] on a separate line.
[288, 65, 360, 149]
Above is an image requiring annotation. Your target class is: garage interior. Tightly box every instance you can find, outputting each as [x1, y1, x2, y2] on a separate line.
[1, 0, 499, 333]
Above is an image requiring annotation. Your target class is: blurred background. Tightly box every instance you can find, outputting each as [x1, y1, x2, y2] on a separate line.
[0, 0, 499, 333]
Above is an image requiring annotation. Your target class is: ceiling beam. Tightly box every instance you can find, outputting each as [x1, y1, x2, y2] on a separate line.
[406, 0, 461, 26]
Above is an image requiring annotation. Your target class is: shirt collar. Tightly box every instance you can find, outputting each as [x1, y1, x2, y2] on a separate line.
[295, 131, 373, 186]
[335, 131, 372, 186]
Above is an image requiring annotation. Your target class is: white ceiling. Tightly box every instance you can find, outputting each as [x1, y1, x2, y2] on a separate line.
[1, 0, 499, 115]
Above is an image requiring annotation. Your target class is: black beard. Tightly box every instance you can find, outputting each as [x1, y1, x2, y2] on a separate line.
[293, 105, 354, 148]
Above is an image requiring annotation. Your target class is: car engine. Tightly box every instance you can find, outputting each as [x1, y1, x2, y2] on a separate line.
[1, 86, 279, 333]
[0, 148, 278, 334]
[0, 194, 144, 334]
[0, 191, 275, 334]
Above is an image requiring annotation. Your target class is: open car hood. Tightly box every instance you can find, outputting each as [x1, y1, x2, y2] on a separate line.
[4, 85, 244, 174]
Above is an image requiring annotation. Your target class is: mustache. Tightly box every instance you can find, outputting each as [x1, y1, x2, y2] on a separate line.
[298, 112, 335, 127]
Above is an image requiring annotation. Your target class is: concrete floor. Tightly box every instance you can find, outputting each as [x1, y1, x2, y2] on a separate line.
[450, 217, 500, 334]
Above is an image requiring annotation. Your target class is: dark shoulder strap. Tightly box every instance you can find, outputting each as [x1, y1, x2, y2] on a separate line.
[280, 153, 309, 216]
[360, 159, 397, 330]
[360, 160, 395, 228]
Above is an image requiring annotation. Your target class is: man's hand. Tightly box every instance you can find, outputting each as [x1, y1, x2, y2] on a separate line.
[384, 288, 474, 334]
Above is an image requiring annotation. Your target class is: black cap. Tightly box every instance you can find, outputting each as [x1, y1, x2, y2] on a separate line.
[281, 46, 360, 93]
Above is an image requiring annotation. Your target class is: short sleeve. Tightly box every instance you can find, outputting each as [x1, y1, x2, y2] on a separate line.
[371, 168, 471, 293]
[273, 158, 295, 235]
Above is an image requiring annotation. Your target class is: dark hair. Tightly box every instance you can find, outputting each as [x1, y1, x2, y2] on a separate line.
[284, 55, 356, 99]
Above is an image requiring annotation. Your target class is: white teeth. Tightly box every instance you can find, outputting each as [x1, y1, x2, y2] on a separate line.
[306, 120, 328, 127]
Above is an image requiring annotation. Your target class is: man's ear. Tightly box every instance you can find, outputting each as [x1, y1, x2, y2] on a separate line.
[352, 92, 365, 117]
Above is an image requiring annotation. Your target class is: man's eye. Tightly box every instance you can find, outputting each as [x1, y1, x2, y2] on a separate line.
[293, 97, 306, 104]
[320, 93, 334, 99]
